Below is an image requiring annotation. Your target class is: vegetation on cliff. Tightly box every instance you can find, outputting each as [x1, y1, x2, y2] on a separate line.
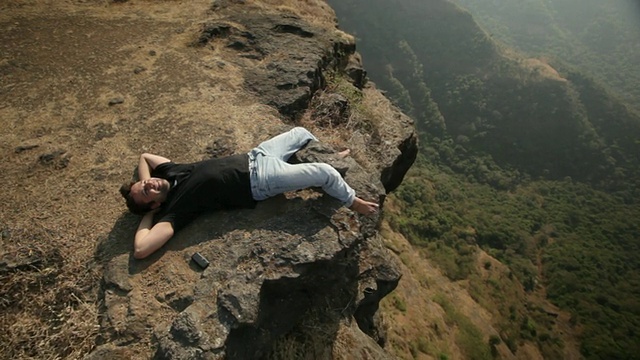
[450, 0, 640, 112]
[330, 0, 640, 358]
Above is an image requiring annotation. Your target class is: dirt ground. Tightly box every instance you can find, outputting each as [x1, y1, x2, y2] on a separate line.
[0, 1, 301, 357]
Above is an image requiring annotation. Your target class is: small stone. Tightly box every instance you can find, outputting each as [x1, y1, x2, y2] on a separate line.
[108, 98, 124, 106]
[15, 144, 39, 153]
[38, 150, 69, 169]
[205, 136, 235, 158]
[133, 66, 146, 74]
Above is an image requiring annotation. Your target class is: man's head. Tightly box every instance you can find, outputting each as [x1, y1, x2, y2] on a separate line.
[119, 178, 171, 215]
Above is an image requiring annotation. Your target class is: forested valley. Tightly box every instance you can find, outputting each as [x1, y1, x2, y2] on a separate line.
[328, 0, 640, 358]
[450, 0, 640, 113]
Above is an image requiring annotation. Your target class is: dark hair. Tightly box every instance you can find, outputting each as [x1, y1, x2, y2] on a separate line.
[119, 181, 153, 215]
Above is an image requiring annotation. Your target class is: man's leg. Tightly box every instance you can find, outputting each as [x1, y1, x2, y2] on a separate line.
[252, 156, 356, 206]
[249, 127, 379, 215]
[254, 127, 317, 161]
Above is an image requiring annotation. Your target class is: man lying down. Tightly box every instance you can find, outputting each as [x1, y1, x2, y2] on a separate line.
[119, 127, 379, 259]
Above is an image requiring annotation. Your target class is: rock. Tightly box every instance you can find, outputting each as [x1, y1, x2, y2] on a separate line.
[103, 254, 132, 292]
[156, 285, 195, 312]
[0, 250, 45, 273]
[217, 278, 261, 326]
[196, 22, 233, 46]
[377, 109, 418, 193]
[108, 98, 124, 106]
[83, 344, 133, 360]
[204, 135, 236, 158]
[14, 144, 39, 153]
[310, 92, 350, 127]
[94, 123, 116, 141]
[345, 52, 367, 89]
[156, 302, 229, 359]
[332, 320, 396, 360]
[113, 202, 400, 359]
[38, 150, 70, 169]
[354, 233, 402, 344]
[170, 310, 203, 345]
[197, 11, 359, 119]
[289, 140, 354, 176]
[103, 289, 129, 335]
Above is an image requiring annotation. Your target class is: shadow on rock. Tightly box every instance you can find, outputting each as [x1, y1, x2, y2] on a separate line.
[95, 212, 139, 265]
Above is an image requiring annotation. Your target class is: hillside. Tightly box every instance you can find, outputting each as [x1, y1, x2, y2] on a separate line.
[331, 0, 640, 190]
[450, 0, 640, 112]
[329, 0, 640, 359]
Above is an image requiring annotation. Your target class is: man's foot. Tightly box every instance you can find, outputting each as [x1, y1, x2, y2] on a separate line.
[336, 149, 351, 159]
[350, 197, 379, 215]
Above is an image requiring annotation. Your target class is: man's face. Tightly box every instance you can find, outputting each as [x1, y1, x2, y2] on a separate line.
[129, 178, 171, 208]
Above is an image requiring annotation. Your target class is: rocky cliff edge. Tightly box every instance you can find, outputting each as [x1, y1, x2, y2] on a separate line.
[68, 1, 421, 359]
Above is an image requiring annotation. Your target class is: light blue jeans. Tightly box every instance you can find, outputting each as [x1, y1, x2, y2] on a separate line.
[248, 127, 356, 206]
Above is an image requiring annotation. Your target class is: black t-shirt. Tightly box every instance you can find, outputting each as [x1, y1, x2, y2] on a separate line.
[151, 154, 256, 231]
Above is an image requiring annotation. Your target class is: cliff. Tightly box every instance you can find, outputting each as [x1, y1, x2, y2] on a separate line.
[0, 1, 416, 359]
[328, 1, 639, 359]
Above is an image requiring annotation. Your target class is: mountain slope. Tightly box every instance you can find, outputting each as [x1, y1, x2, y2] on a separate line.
[330, 0, 640, 190]
[451, 0, 640, 111]
[328, 0, 640, 359]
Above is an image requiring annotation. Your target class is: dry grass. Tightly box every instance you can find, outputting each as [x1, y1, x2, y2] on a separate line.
[0, 1, 218, 358]
[250, 0, 337, 28]
[0, 229, 101, 359]
[298, 71, 383, 170]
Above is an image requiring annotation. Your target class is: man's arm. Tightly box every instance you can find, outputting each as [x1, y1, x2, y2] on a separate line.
[133, 153, 172, 259]
[138, 153, 170, 180]
[133, 212, 174, 259]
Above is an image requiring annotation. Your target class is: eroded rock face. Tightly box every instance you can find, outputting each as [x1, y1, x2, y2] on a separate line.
[91, 2, 417, 359]
[196, 6, 362, 119]
[98, 166, 406, 359]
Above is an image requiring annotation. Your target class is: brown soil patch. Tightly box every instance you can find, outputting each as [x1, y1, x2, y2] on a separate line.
[0, 1, 287, 357]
